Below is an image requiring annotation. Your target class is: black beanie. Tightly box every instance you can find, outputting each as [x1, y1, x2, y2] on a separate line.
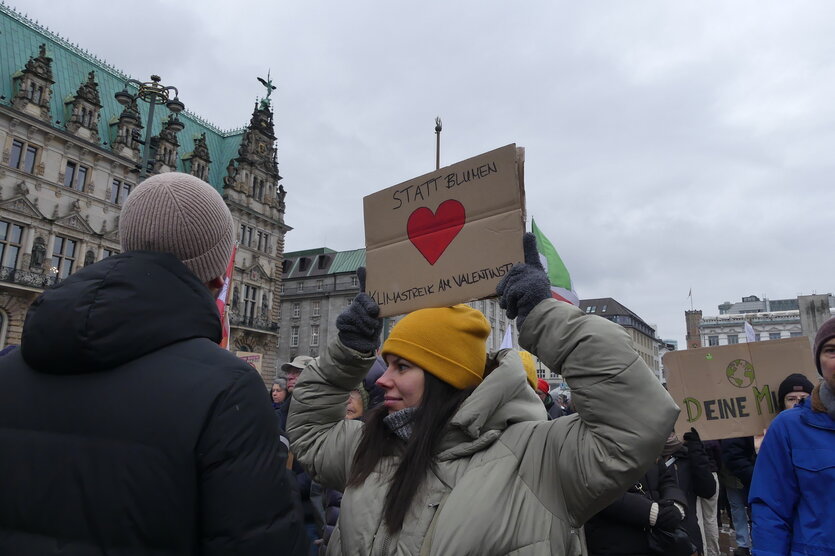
[813, 316, 835, 376]
[777, 373, 814, 411]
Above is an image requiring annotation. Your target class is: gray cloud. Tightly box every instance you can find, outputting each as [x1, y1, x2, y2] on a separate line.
[19, 0, 835, 346]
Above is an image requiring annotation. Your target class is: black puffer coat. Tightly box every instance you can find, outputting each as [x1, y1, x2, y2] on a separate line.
[585, 460, 687, 556]
[0, 251, 307, 555]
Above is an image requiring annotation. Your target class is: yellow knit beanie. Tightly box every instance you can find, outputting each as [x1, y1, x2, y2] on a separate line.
[518, 350, 538, 390]
[381, 304, 490, 390]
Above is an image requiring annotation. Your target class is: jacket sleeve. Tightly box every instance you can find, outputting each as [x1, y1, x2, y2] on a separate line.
[287, 338, 377, 490]
[749, 417, 795, 556]
[721, 436, 756, 487]
[197, 364, 307, 556]
[595, 491, 654, 527]
[517, 299, 680, 527]
[685, 442, 718, 499]
[658, 461, 687, 507]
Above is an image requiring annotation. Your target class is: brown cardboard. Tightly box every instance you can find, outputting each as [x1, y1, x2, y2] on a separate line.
[664, 337, 819, 441]
[364, 144, 526, 317]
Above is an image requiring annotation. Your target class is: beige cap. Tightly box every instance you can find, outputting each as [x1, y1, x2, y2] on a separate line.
[281, 355, 314, 374]
[119, 172, 234, 282]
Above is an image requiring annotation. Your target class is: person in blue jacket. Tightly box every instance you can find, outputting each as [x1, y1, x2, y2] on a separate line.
[749, 318, 835, 556]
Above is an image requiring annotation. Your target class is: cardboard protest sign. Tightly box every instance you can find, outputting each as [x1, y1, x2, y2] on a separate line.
[236, 351, 263, 373]
[364, 144, 526, 317]
[664, 337, 818, 441]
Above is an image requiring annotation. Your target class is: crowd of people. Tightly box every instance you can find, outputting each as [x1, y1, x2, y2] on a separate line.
[0, 172, 832, 556]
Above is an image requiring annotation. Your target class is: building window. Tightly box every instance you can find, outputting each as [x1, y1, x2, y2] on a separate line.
[109, 179, 132, 204]
[312, 300, 320, 317]
[297, 282, 303, 292]
[769, 332, 782, 341]
[708, 335, 719, 346]
[239, 224, 253, 247]
[310, 326, 319, 347]
[317, 255, 328, 269]
[585, 306, 592, 313]
[755, 333, 761, 342]
[0, 220, 24, 269]
[279, 283, 285, 294]
[243, 284, 259, 320]
[290, 326, 299, 347]
[51, 236, 78, 279]
[351, 275, 358, 287]
[790, 331, 802, 338]
[253, 176, 266, 201]
[102, 248, 117, 259]
[256, 231, 270, 253]
[601, 305, 607, 313]
[316, 279, 323, 291]
[9, 139, 38, 174]
[63, 161, 89, 191]
[292, 302, 300, 318]
[727, 334, 739, 344]
[277, 304, 281, 319]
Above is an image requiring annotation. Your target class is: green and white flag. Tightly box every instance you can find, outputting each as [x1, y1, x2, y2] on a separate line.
[531, 219, 579, 306]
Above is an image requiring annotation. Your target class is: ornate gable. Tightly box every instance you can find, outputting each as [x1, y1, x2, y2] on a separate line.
[244, 261, 271, 282]
[65, 71, 102, 141]
[54, 211, 97, 235]
[12, 43, 54, 121]
[0, 195, 45, 219]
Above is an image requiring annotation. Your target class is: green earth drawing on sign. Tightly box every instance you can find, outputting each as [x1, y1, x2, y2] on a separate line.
[726, 359, 755, 388]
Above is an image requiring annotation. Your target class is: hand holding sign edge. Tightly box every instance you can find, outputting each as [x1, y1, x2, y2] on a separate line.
[496, 232, 551, 330]
[336, 266, 383, 353]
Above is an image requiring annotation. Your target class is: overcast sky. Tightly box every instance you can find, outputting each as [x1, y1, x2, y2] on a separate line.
[18, 0, 835, 346]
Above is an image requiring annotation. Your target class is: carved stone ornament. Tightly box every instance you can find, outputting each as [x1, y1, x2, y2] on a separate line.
[30, 237, 46, 269]
[192, 132, 211, 163]
[75, 71, 102, 106]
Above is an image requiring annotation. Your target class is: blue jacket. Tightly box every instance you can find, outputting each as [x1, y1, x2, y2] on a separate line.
[749, 397, 835, 556]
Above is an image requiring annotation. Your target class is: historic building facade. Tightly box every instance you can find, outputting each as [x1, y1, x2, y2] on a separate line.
[694, 294, 834, 348]
[0, 5, 289, 380]
[579, 297, 662, 377]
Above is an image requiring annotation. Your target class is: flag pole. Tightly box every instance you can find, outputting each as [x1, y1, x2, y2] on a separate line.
[434, 116, 442, 170]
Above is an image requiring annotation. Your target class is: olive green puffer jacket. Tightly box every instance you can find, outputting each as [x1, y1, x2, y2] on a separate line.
[288, 299, 679, 555]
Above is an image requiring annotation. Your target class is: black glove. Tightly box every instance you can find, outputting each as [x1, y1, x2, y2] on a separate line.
[495, 233, 551, 330]
[682, 426, 701, 444]
[336, 267, 383, 353]
[654, 500, 683, 532]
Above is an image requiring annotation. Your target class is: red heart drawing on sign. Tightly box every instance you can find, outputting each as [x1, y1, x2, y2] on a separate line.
[406, 200, 466, 265]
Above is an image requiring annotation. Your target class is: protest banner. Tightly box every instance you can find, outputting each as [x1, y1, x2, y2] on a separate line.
[364, 144, 526, 317]
[235, 351, 263, 373]
[664, 337, 818, 440]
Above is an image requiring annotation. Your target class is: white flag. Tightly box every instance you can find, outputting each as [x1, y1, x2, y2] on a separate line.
[745, 321, 756, 343]
[500, 325, 514, 350]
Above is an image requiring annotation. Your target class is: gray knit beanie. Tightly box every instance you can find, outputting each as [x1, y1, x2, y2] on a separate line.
[119, 172, 234, 283]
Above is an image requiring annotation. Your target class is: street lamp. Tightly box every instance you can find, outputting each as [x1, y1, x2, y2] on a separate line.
[114, 75, 184, 179]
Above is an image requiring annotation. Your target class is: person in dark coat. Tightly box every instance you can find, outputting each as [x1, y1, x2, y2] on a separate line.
[585, 457, 688, 555]
[720, 436, 756, 555]
[665, 431, 717, 555]
[0, 173, 306, 555]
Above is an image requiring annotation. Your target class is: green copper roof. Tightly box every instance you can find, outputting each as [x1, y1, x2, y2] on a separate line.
[329, 249, 366, 274]
[0, 2, 247, 192]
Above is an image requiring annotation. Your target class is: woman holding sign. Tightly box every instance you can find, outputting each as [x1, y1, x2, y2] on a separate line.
[287, 234, 679, 555]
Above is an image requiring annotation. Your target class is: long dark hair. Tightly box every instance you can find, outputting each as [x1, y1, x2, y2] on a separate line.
[347, 372, 473, 533]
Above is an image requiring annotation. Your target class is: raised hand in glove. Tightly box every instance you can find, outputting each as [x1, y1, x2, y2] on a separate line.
[336, 267, 383, 353]
[495, 233, 551, 330]
[654, 500, 685, 531]
[682, 427, 701, 444]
